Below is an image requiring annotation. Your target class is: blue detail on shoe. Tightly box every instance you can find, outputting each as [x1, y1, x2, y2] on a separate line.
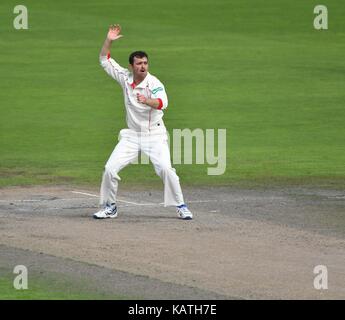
[177, 204, 187, 209]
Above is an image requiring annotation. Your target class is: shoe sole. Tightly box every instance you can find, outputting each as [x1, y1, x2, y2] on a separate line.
[177, 215, 193, 220]
[93, 214, 118, 219]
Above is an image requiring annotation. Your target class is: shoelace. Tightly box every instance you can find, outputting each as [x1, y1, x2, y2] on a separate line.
[180, 206, 190, 213]
[106, 205, 116, 214]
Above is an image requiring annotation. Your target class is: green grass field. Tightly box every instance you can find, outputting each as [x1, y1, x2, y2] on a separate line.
[0, 273, 130, 300]
[1, 0, 344, 188]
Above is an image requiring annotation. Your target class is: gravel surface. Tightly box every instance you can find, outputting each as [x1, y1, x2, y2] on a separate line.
[0, 185, 344, 299]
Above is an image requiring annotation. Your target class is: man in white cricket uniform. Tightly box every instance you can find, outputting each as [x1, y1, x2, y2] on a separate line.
[93, 24, 193, 220]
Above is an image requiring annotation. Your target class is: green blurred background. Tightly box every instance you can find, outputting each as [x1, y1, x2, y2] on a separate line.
[1, 0, 344, 188]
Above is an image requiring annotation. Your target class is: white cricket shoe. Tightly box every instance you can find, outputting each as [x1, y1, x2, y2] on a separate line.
[93, 204, 118, 219]
[176, 204, 193, 220]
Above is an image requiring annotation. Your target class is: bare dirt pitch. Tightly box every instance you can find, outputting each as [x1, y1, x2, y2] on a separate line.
[0, 184, 344, 299]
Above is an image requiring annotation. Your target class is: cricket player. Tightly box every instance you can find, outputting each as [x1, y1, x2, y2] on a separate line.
[93, 24, 193, 220]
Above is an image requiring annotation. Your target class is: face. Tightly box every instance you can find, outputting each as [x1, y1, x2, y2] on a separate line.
[130, 56, 148, 79]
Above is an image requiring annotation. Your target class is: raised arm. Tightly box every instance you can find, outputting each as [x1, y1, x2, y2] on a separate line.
[99, 24, 123, 59]
[99, 24, 127, 85]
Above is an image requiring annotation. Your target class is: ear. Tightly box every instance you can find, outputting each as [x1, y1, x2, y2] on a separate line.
[128, 64, 133, 71]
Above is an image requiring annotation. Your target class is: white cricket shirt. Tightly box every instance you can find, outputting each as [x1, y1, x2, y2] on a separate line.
[100, 55, 168, 133]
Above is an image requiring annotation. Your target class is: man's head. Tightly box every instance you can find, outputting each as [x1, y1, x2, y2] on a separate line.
[129, 51, 149, 81]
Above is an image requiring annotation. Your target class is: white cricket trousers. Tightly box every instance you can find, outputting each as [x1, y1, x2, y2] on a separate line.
[100, 129, 185, 207]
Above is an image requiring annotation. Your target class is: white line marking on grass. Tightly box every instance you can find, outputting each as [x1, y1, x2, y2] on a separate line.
[70, 191, 222, 206]
[188, 200, 218, 203]
[0, 199, 42, 203]
[117, 199, 156, 206]
[1, 193, 219, 207]
[71, 191, 156, 206]
[71, 191, 99, 198]
[0, 198, 97, 203]
[71, 191, 220, 206]
[157, 200, 217, 205]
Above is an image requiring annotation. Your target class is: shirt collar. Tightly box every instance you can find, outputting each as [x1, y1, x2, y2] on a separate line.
[127, 72, 151, 88]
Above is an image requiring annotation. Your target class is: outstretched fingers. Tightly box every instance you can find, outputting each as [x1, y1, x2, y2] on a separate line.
[115, 24, 121, 34]
[109, 24, 121, 31]
[107, 24, 123, 40]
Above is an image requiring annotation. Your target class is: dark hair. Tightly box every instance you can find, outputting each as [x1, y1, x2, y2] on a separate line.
[129, 51, 148, 65]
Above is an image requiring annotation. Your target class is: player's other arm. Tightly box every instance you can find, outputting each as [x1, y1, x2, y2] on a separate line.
[137, 82, 168, 110]
[137, 95, 162, 109]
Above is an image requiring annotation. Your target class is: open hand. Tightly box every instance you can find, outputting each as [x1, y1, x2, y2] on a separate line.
[107, 24, 123, 41]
